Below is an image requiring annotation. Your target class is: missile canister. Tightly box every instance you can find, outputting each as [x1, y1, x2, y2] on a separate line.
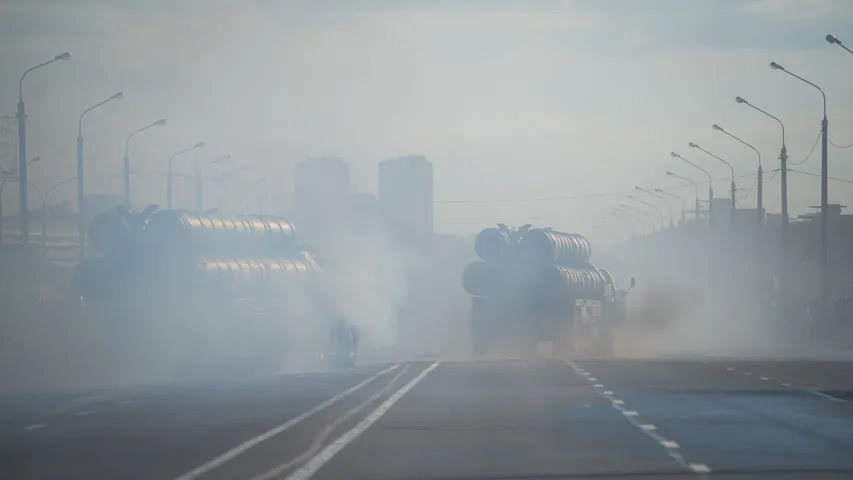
[518, 228, 592, 266]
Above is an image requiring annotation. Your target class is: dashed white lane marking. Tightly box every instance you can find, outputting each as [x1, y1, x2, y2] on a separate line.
[703, 362, 848, 403]
[286, 361, 441, 480]
[567, 361, 712, 476]
[24, 424, 45, 431]
[75, 410, 92, 417]
[119, 400, 132, 405]
[173, 363, 401, 480]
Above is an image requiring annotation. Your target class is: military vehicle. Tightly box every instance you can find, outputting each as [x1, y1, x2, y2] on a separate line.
[74, 207, 359, 378]
[462, 224, 634, 357]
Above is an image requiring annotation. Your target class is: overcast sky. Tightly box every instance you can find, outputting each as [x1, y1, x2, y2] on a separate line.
[1, 0, 852, 237]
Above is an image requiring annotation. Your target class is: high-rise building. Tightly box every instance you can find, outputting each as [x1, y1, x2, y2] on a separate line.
[291, 157, 351, 246]
[378, 155, 433, 242]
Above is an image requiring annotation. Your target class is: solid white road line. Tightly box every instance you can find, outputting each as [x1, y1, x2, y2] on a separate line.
[173, 364, 400, 480]
[252, 366, 411, 480]
[286, 361, 441, 480]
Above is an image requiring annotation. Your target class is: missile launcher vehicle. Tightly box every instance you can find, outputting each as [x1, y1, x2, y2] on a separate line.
[463, 224, 634, 358]
[74, 207, 359, 377]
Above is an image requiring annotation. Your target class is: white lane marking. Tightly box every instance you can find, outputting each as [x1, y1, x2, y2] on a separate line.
[119, 400, 132, 405]
[594, 384, 604, 388]
[286, 361, 440, 480]
[75, 410, 92, 417]
[253, 366, 411, 480]
[717, 365, 847, 403]
[24, 424, 46, 431]
[726, 367, 735, 371]
[173, 364, 401, 480]
[567, 361, 711, 475]
[806, 389, 846, 402]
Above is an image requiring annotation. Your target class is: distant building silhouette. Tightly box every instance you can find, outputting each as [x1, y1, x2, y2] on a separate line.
[350, 193, 380, 233]
[291, 157, 351, 246]
[378, 155, 433, 243]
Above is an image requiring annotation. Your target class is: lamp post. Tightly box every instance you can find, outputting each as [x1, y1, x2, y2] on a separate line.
[0, 156, 40, 246]
[736, 96, 788, 294]
[78, 91, 124, 258]
[636, 186, 675, 228]
[671, 152, 714, 227]
[612, 210, 641, 237]
[124, 119, 166, 208]
[620, 203, 655, 233]
[627, 195, 664, 231]
[769, 61, 829, 305]
[167, 142, 205, 209]
[197, 154, 231, 211]
[17, 52, 71, 248]
[655, 188, 686, 223]
[713, 124, 762, 226]
[218, 165, 251, 212]
[689, 142, 736, 229]
[826, 34, 853, 56]
[665, 170, 700, 219]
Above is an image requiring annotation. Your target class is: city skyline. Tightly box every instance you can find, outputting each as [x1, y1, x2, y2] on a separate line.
[1, 1, 853, 236]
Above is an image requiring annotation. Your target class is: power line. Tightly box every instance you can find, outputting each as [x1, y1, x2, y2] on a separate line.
[789, 130, 821, 166]
[785, 168, 853, 185]
[830, 138, 853, 149]
[434, 173, 760, 205]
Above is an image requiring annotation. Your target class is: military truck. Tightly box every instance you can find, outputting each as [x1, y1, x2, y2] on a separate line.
[462, 224, 634, 357]
[74, 207, 359, 378]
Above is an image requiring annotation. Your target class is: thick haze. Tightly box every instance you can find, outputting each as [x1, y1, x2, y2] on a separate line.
[1, 0, 853, 237]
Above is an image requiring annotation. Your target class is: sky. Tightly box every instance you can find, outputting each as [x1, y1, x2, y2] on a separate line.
[1, 0, 853, 237]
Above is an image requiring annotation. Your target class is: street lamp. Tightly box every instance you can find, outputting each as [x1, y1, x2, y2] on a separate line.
[713, 124, 763, 227]
[31, 176, 76, 258]
[78, 91, 124, 258]
[671, 152, 714, 227]
[655, 188, 686, 223]
[17, 52, 71, 248]
[124, 118, 166, 208]
[665, 170, 700, 218]
[769, 60, 829, 305]
[627, 195, 663, 231]
[736, 96, 788, 247]
[637, 186, 675, 228]
[218, 165, 251, 212]
[197, 154, 231, 211]
[826, 34, 853, 56]
[620, 202, 655, 233]
[167, 142, 205, 209]
[689, 142, 735, 228]
[0, 156, 40, 246]
[611, 210, 640, 237]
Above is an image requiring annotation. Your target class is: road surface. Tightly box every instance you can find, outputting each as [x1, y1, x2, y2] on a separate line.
[3, 356, 853, 479]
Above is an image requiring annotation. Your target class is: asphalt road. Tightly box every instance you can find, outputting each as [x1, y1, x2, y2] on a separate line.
[3, 356, 853, 479]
